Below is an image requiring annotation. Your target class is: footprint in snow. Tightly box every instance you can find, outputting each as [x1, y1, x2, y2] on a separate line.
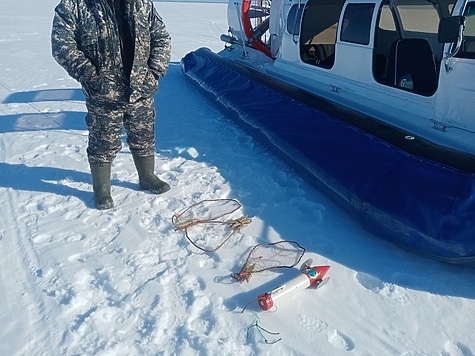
[32, 231, 85, 244]
[355, 272, 385, 291]
[355, 272, 409, 304]
[298, 313, 329, 334]
[328, 329, 356, 351]
[298, 313, 355, 351]
[401, 351, 430, 356]
[442, 340, 474, 356]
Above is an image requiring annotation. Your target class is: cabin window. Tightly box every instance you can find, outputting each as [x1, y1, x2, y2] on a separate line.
[299, 0, 345, 69]
[341, 3, 375, 45]
[397, 5, 440, 34]
[456, 3, 475, 59]
[287, 4, 304, 36]
[378, 5, 397, 31]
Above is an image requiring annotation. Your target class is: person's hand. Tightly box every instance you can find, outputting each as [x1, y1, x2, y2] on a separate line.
[89, 72, 110, 95]
[137, 69, 159, 98]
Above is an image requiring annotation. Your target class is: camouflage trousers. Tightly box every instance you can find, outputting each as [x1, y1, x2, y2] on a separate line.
[85, 96, 157, 163]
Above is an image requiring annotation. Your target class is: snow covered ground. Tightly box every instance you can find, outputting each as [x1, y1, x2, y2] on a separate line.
[0, 0, 474, 355]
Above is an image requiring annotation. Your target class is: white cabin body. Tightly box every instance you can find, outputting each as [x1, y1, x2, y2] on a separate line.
[225, 0, 475, 155]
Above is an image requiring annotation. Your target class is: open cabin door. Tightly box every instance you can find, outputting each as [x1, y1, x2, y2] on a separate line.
[435, 1, 475, 132]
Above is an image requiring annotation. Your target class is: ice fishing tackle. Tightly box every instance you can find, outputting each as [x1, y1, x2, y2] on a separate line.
[241, 258, 330, 312]
[231, 240, 306, 282]
[246, 313, 281, 344]
[172, 198, 251, 252]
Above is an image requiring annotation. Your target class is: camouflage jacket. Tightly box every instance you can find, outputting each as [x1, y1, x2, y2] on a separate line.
[51, 0, 171, 103]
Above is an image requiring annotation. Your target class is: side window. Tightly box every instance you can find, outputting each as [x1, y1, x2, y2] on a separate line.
[378, 5, 397, 31]
[457, 4, 475, 58]
[287, 4, 305, 36]
[299, 0, 345, 69]
[341, 3, 375, 45]
[397, 4, 440, 33]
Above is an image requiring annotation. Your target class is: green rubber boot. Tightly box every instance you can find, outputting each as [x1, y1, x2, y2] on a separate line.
[132, 155, 171, 194]
[89, 162, 114, 210]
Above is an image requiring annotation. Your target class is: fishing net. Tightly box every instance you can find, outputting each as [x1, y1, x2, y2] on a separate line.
[172, 198, 251, 252]
[232, 240, 306, 282]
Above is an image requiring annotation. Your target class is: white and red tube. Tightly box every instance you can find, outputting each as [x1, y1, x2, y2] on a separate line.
[257, 265, 330, 311]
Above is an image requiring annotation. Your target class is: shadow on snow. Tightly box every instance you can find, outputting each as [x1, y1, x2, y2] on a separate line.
[1, 63, 473, 299]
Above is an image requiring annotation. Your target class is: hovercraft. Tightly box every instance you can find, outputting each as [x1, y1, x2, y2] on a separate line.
[181, 0, 475, 262]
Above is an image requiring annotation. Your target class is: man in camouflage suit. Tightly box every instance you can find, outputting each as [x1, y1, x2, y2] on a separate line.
[51, 0, 171, 209]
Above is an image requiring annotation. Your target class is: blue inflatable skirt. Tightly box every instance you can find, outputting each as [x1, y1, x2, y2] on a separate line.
[181, 48, 475, 263]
